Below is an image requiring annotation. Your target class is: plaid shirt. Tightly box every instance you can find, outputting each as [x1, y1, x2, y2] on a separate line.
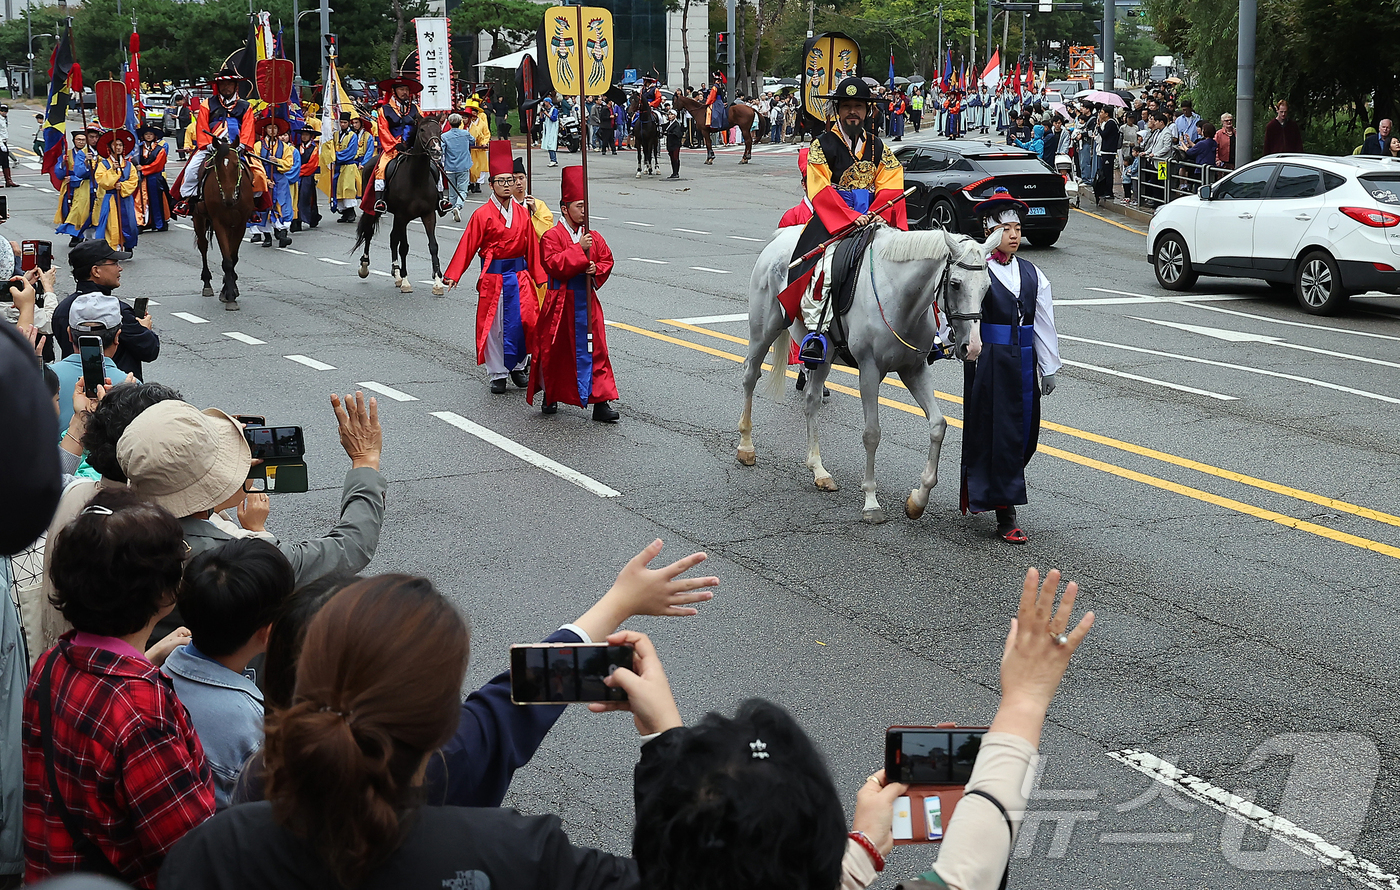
[23, 634, 216, 889]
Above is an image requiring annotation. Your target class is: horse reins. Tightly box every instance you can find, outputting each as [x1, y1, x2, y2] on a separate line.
[868, 243, 985, 352]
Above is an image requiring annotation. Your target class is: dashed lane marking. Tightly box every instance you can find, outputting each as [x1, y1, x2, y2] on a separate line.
[278, 247, 307, 255]
[727, 235, 766, 242]
[1060, 359, 1237, 401]
[284, 354, 336, 370]
[318, 257, 350, 265]
[174, 223, 193, 230]
[674, 228, 711, 235]
[631, 257, 668, 264]
[1106, 750, 1400, 890]
[356, 381, 419, 402]
[431, 411, 620, 498]
[690, 266, 730, 274]
[623, 220, 654, 227]
[222, 331, 266, 345]
[170, 311, 208, 324]
[368, 269, 392, 277]
[636, 319, 1400, 549]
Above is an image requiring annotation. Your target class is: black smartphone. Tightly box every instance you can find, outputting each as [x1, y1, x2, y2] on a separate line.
[78, 334, 105, 398]
[234, 414, 266, 427]
[34, 240, 52, 272]
[243, 425, 305, 461]
[885, 727, 986, 786]
[132, 296, 149, 317]
[0, 195, 8, 221]
[509, 643, 633, 704]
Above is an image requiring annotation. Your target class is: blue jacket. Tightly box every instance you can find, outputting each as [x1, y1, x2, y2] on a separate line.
[441, 127, 474, 174]
[163, 644, 264, 810]
[1014, 124, 1046, 161]
[1186, 136, 1218, 167]
[49, 352, 123, 431]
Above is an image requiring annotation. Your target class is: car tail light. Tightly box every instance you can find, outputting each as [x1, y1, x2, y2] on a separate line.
[1373, 262, 1396, 272]
[1340, 206, 1400, 227]
[961, 177, 993, 196]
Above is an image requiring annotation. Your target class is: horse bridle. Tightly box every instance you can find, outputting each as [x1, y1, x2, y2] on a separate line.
[937, 248, 987, 323]
[205, 139, 244, 203]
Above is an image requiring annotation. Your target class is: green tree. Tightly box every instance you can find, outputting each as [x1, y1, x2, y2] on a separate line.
[1114, 17, 1165, 72]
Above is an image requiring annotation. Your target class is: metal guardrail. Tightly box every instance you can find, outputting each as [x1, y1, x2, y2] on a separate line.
[1129, 157, 1233, 209]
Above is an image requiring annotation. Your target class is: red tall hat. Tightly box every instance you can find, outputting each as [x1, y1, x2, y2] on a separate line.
[797, 147, 810, 178]
[560, 166, 585, 204]
[488, 140, 514, 179]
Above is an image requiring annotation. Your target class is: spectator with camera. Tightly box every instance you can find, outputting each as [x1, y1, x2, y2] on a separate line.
[48, 292, 127, 432]
[52, 240, 159, 381]
[23, 489, 216, 888]
[164, 538, 295, 810]
[116, 392, 387, 642]
[159, 575, 641, 889]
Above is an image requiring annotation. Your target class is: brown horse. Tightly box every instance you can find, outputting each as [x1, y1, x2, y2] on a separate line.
[192, 135, 256, 310]
[670, 93, 756, 165]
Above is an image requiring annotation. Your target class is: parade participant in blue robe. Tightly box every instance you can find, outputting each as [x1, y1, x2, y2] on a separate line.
[960, 188, 1061, 545]
[56, 128, 101, 245]
[92, 129, 140, 253]
[135, 126, 172, 233]
[250, 115, 295, 248]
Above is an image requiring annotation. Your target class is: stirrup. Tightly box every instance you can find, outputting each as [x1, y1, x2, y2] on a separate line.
[798, 332, 828, 368]
[373, 200, 387, 214]
[926, 333, 954, 364]
[438, 198, 453, 215]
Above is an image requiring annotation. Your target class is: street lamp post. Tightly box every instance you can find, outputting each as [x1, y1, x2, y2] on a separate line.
[293, 8, 319, 84]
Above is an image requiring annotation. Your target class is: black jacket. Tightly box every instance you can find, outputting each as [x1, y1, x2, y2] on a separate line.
[53, 281, 160, 381]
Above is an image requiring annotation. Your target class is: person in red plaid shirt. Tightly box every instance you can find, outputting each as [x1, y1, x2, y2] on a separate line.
[23, 489, 215, 888]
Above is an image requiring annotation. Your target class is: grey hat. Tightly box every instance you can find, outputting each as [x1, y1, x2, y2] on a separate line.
[69, 291, 123, 332]
[118, 401, 252, 518]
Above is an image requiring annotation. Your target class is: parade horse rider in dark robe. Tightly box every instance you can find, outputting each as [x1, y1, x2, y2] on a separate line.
[174, 67, 259, 215]
[782, 76, 907, 366]
[960, 187, 1062, 545]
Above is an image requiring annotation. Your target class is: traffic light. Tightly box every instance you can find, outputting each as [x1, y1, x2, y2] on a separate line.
[325, 33, 338, 58]
[715, 31, 729, 65]
[1092, 21, 1102, 55]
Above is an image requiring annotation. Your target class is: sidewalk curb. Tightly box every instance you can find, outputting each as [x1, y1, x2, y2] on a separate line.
[1076, 183, 1154, 226]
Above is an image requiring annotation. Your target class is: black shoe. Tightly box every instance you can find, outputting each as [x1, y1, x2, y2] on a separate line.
[798, 332, 827, 367]
[542, 401, 558, 415]
[308, 219, 319, 229]
[338, 210, 356, 223]
[666, 174, 679, 180]
[592, 401, 620, 423]
[490, 378, 507, 394]
[509, 368, 530, 389]
[261, 236, 274, 248]
[276, 230, 292, 248]
[374, 200, 388, 214]
[250, 233, 264, 243]
[290, 221, 302, 232]
[68, 236, 82, 247]
[438, 198, 453, 216]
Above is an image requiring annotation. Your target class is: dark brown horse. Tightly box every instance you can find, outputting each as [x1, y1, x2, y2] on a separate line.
[671, 93, 756, 165]
[193, 135, 257, 309]
[628, 93, 661, 177]
[353, 116, 446, 295]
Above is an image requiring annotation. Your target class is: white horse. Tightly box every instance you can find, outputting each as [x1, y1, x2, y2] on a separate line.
[737, 225, 997, 523]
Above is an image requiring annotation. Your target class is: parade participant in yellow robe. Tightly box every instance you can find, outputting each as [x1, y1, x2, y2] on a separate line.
[92, 129, 141, 253]
[464, 100, 491, 193]
[55, 128, 100, 245]
[332, 113, 371, 223]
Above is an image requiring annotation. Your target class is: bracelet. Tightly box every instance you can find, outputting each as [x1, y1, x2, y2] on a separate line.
[847, 831, 884, 873]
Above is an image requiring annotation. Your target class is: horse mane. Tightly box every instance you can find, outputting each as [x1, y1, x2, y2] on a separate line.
[875, 228, 954, 264]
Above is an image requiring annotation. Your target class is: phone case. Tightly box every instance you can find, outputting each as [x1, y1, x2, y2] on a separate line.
[888, 725, 987, 845]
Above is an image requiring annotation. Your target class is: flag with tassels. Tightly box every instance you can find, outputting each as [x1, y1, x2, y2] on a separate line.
[41, 25, 79, 188]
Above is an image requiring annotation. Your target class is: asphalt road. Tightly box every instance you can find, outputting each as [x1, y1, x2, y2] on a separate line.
[9, 116, 1399, 888]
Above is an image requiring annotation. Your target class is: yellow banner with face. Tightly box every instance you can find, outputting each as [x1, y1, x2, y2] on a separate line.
[544, 6, 615, 95]
[802, 34, 860, 123]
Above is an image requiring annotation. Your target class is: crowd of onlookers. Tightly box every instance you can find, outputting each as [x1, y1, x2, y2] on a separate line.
[2, 187, 1095, 890]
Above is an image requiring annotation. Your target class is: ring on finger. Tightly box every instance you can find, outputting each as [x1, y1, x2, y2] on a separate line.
[1050, 631, 1069, 646]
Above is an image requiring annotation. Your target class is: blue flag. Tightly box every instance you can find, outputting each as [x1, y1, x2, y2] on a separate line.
[888, 54, 895, 90]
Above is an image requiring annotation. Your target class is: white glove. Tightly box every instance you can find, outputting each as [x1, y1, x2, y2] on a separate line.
[1041, 373, 1057, 396]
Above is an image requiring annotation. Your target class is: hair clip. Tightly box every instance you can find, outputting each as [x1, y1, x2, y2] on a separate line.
[80, 504, 114, 517]
[749, 739, 769, 760]
[319, 706, 350, 719]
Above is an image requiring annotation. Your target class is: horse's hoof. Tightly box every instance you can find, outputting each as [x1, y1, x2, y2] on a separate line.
[201, 286, 214, 297]
[400, 282, 413, 293]
[815, 476, 839, 492]
[740, 158, 749, 165]
[223, 300, 240, 311]
[736, 448, 756, 467]
[862, 508, 886, 524]
[358, 263, 369, 279]
[635, 171, 641, 179]
[432, 284, 445, 296]
[905, 493, 927, 520]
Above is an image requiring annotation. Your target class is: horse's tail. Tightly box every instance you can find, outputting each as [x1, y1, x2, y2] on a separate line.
[766, 329, 790, 402]
[352, 210, 380, 254]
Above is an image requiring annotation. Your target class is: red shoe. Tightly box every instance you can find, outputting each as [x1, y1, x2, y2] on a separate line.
[999, 527, 1028, 544]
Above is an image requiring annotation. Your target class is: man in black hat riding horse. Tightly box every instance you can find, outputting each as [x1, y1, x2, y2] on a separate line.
[175, 67, 257, 215]
[787, 75, 907, 365]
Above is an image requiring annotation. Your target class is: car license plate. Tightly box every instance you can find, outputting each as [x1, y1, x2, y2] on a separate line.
[1027, 206, 1047, 216]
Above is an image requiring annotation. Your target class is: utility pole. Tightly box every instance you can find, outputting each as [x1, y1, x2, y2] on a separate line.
[726, 0, 736, 87]
[936, 3, 943, 68]
[806, 0, 813, 38]
[293, 0, 300, 84]
[1236, 0, 1255, 165]
[1102, 0, 1114, 89]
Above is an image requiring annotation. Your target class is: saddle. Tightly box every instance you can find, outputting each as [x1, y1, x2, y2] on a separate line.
[195, 149, 271, 212]
[801, 224, 879, 368]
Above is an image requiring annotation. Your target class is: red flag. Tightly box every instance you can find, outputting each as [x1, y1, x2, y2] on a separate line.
[979, 49, 1000, 87]
[95, 80, 126, 130]
[256, 58, 294, 105]
[1025, 58, 1034, 92]
[1013, 61, 1021, 96]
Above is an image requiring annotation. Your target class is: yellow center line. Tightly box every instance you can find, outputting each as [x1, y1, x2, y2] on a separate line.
[611, 319, 1400, 561]
[1073, 206, 1147, 236]
[659, 319, 1400, 530]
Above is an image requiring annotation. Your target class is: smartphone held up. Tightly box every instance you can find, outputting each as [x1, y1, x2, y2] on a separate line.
[509, 643, 634, 705]
[78, 335, 106, 399]
[239, 420, 310, 494]
[885, 726, 988, 845]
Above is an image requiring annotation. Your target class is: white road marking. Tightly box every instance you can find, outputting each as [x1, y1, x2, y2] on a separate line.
[672, 313, 749, 324]
[1060, 359, 1238, 401]
[439, 225, 462, 231]
[174, 223, 194, 230]
[1132, 317, 1400, 371]
[221, 331, 266, 345]
[1060, 334, 1400, 405]
[170, 311, 208, 324]
[690, 266, 731, 274]
[1183, 300, 1400, 344]
[1084, 287, 1256, 303]
[147, 300, 161, 306]
[728, 235, 766, 242]
[590, 215, 608, 220]
[16, 182, 36, 187]
[624, 220, 654, 227]
[284, 354, 336, 370]
[356, 380, 419, 401]
[674, 227, 711, 235]
[1106, 750, 1400, 890]
[430, 411, 620, 498]
[631, 257, 669, 264]
[278, 247, 307, 255]
[368, 269, 392, 277]
[318, 257, 349, 265]
[1057, 294, 1254, 306]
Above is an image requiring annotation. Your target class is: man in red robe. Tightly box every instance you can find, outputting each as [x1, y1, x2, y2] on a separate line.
[444, 140, 546, 394]
[528, 166, 619, 423]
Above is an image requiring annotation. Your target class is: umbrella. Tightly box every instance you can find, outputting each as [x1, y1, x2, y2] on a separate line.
[1164, 76, 1183, 85]
[1078, 89, 1126, 108]
[862, 76, 881, 87]
[1113, 89, 1135, 104]
[1050, 102, 1070, 120]
[779, 77, 799, 86]
[893, 76, 911, 86]
[908, 75, 925, 85]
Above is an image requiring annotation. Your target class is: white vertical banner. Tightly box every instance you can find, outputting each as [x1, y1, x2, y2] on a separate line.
[415, 17, 453, 112]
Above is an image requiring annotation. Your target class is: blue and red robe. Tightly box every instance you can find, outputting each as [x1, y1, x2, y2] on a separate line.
[444, 198, 547, 370]
[137, 142, 172, 231]
[528, 222, 618, 407]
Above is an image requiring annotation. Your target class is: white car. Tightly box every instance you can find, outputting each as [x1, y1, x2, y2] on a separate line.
[1148, 154, 1400, 315]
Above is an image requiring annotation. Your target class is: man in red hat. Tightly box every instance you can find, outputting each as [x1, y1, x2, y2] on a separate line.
[443, 141, 546, 394]
[777, 147, 814, 228]
[528, 166, 619, 423]
[250, 115, 296, 248]
[175, 67, 256, 213]
[93, 129, 140, 253]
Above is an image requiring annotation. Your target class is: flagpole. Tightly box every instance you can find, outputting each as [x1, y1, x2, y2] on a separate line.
[69, 20, 87, 132]
[575, 1, 587, 237]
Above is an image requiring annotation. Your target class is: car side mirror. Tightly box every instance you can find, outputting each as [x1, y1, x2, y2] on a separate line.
[1198, 185, 1212, 201]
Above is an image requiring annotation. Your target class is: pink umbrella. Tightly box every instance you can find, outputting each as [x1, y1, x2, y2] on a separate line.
[1079, 89, 1126, 108]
